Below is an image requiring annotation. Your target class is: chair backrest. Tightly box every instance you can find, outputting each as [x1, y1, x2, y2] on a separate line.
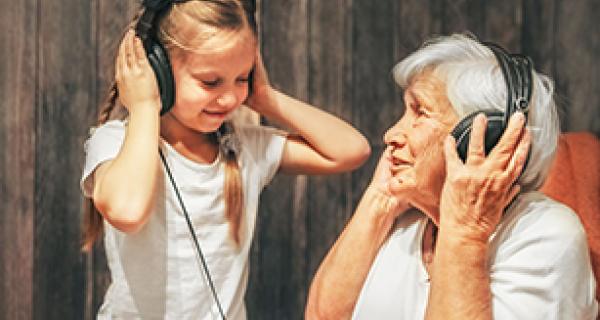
[540, 132, 600, 305]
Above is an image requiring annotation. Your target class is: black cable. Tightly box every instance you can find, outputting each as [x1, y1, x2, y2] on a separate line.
[159, 148, 227, 320]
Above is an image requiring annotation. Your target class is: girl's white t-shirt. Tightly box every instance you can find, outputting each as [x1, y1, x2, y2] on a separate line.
[81, 120, 286, 320]
[352, 192, 599, 320]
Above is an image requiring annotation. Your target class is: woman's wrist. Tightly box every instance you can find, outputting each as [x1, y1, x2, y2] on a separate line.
[438, 216, 493, 247]
[360, 186, 407, 226]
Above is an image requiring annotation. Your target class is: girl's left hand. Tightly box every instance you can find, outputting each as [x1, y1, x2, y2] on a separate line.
[244, 50, 274, 113]
[439, 112, 531, 243]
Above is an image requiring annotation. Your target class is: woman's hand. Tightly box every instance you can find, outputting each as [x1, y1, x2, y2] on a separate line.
[440, 112, 531, 243]
[368, 149, 411, 218]
[244, 50, 275, 114]
[115, 29, 161, 114]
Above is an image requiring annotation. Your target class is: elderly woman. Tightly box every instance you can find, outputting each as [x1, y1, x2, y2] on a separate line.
[305, 34, 598, 319]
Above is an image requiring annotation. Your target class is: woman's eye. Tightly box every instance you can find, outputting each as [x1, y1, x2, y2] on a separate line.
[412, 104, 425, 116]
[236, 77, 249, 83]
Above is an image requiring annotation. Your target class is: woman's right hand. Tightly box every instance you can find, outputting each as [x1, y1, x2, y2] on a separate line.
[368, 148, 411, 218]
[115, 29, 161, 114]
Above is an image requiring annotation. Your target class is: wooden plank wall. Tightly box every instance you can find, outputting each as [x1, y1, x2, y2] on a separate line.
[0, 0, 598, 319]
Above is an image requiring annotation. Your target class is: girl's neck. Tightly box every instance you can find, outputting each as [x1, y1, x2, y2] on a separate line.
[160, 114, 219, 164]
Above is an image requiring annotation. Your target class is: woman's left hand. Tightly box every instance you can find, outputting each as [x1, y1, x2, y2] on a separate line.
[244, 50, 274, 113]
[439, 112, 531, 243]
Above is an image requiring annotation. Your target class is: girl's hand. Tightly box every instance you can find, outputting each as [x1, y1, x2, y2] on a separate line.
[440, 112, 531, 243]
[115, 29, 161, 114]
[244, 50, 275, 113]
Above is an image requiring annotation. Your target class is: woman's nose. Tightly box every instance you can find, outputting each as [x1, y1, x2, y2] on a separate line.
[384, 123, 407, 147]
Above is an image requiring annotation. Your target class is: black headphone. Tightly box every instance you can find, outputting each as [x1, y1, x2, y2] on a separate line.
[135, 0, 257, 115]
[450, 42, 533, 162]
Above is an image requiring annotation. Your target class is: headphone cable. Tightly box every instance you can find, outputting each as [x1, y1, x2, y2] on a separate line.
[159, 148, 227, 320]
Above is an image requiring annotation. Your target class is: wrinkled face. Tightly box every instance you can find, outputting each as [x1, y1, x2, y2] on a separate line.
[167, 29, 256, 133]
[384, 72, 459, 212]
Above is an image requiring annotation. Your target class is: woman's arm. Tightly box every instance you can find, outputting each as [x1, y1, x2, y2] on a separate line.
[425, 113, 531, 319]
[92, 30, 161, 233]
[305, 188, 400, 319]
[305, 154, 408, 319]
[246, 53, 371, 175]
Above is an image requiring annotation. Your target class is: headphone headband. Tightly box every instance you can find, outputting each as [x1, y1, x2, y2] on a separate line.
[482, 42, 534, 126]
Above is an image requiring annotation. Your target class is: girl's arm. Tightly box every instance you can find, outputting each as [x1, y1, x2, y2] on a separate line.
[247, 53, 371, 175]
[92, 30, 161, 233]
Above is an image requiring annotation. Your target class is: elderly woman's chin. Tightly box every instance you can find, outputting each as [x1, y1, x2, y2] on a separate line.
[388, 169, 417, 198]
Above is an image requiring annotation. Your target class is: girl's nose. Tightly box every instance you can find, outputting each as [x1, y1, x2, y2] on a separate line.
[217, 91, 238, 108]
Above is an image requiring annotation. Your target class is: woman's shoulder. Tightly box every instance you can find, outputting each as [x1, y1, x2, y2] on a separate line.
[504, 191, 585, 237]
[492, 191, 589, 264]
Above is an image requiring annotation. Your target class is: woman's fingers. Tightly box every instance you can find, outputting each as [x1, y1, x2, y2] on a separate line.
[503, 128, 531, 183]
[466, 113, 487, 165]
[489, 112, 526, 166]
[443, 135, 461, 173]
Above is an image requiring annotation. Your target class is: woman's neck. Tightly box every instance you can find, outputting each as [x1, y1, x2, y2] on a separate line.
[160, 114, 218, 164]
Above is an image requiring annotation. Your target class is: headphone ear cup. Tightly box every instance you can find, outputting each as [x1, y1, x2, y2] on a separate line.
[145, 38, 175, 115]
[450, 110, 505, 162]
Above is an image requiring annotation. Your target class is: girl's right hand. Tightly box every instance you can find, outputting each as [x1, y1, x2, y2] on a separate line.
[115, 29, 161, 114]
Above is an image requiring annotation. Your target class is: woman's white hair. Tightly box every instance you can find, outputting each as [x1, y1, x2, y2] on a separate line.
[393, 33, 560, 191]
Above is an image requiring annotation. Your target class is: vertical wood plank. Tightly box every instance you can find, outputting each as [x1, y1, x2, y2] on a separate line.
[552, 0, 600, 135]
[482, 0, 523, 50]
[522, 0, 600, 135]
[247, 1, 309, 319]
[441, 0, 486, 37]
[305, 0, 354, 297]
[350, 0, 399, 206]
[0, 0, 36, 318]
[34, 0, 97, 318]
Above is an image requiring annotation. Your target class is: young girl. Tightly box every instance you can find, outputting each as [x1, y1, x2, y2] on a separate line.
[80, 0, 370, 319]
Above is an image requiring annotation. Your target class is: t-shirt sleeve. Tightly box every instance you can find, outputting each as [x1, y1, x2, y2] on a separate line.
[237, 124, 286, 188]
[80, 120, 127, 198]
[490, 205, 599, 319]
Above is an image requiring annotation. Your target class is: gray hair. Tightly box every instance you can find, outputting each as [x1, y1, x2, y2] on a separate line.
[393, 34, 559, 191]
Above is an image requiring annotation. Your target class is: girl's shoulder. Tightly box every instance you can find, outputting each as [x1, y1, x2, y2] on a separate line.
[84, 120, 128, 153]
[234, 123, 287, 157]
[87, 119, 127, 138]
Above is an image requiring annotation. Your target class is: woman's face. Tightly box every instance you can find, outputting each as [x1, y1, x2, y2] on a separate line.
[384, 72, 459, 213]
[166, 29, 256, 134]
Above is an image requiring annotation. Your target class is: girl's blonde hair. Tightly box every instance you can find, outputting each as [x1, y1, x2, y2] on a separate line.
[82, 0, 257, 252]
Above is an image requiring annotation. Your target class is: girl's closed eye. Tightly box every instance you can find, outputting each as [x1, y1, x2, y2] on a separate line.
[200, 78, 222, 88]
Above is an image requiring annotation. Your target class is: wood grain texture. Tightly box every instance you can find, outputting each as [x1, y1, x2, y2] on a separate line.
[351, 0, 400, 206]
[1, 1, 599, 319]
[34, 0, 96, 318]
[247, 1, 309, 319]
[305, 0, 354, 300]
[0, 0, 36, 319]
